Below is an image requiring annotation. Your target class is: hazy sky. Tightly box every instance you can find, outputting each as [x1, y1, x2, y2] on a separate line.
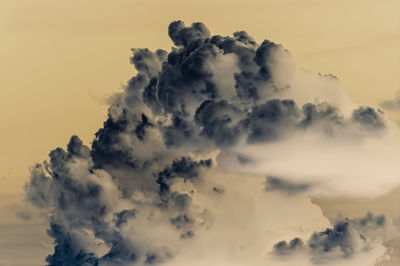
[0, 1, 399, 265]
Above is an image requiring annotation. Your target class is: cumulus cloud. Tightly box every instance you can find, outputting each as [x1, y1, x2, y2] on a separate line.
[24, 21, 399, 265]
[270, 213, 396, 266]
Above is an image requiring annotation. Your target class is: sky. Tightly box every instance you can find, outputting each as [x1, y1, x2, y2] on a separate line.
[0, 0, 399, 265]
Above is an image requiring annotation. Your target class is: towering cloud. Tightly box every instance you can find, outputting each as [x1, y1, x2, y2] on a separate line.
[25, 21, 399, 265]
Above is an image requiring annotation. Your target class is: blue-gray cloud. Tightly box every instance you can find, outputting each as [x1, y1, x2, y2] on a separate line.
[23, 21, 393, 265]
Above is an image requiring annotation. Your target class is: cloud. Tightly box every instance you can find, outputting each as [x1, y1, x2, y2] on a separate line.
[272, 237, 305, 255]
[168, 21, 211, 47]
[380, 91, 400, 113]
[24, 21, 399, 265]
[271, 213, 393, 265]
[352, 106, 385, 129]
[265, 176, 311, 195]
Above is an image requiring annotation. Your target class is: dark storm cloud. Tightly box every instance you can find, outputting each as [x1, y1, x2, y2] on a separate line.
[272, 221, 359, 259]
[194, 100, 245, 145]
[139, 21, 287, 144]
[130, 48, 167, 79]
[91, 110, 157, 170]
[265, 176, 310, 195]
[91, 112, 133, 168]
[351, 212, 387, 230]
[352, 106, 385, 129]
[246, 99, 299, 142]
[26, 136, 141, 265]
[168, 21, 211, 47]
[67, 135, 91, 157]
[142, 44, 219, 116]
[308, 221, 359, 256]
[72, 19, 386, 175]
[24, 20, 391, 265]
[254, 40, 277, 80]
[233, 40, 279, 102]
[299, 102, 343, 128]
[233, 31, 257, 46]
[156, 157, 212, 202]
[134, 20, 383, 147]
[158, 157, 212, 181]
[272, 237, 305, 255]
[46, 221, 99, 266]
[151, 43, 220, 116]
[272, 212, 389, 263]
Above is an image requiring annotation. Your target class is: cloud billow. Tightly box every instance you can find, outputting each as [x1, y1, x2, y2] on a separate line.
[24, 21, 399, 265]
[271, 213, 395, 265]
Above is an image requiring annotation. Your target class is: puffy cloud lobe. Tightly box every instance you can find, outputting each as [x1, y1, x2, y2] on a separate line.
[168, 21, 210, 47]
[147, 43, 221, 116]
[352, 106, 385, 130]
[233, 31, 256, 47]
[91, 113, 133, 168]
[130, 49, 167, 79]
[194, 100, 245, 145]
[25, 163, 53, 208]
[46, 221, 99, 266]
[265, 176, 310, 195]
[131, 20, 385, 148]
[233, 40, 278, 102]
[273, 238, 305, 255]
[352, 212, 386, 229]
[156, 157, 211, 201]
[308, 222, 363, 257]
[25, 136, 166, 265]
[272, 214, 387, 264]
[24, 20, 397, 265]
[299, 102, 343, 128]
[245, 99, 299, 142]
